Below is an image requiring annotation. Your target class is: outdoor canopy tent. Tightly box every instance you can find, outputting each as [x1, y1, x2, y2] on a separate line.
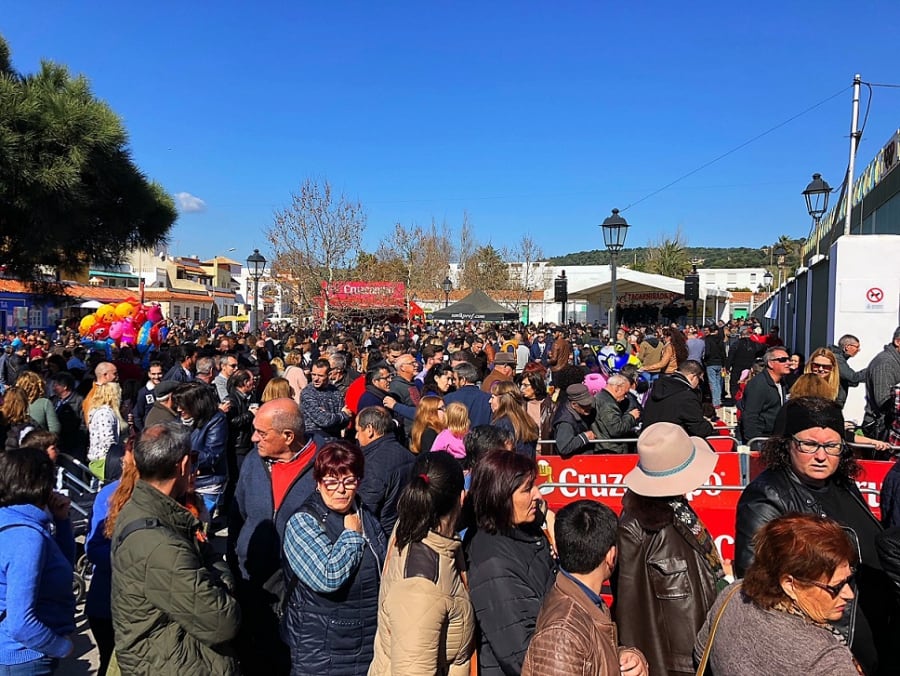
[431, 289, 519, 322]
[573, 268, 731, 324]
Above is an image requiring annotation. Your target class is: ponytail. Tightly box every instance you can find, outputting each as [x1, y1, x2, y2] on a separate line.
[394, 451, 464, 552]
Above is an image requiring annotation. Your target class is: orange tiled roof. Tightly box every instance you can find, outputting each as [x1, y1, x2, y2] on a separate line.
[729, 291, 771, 303]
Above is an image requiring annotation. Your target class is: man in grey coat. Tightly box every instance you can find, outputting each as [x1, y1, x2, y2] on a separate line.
[828, 334, 867, 408]
[863, 327, 900, 440]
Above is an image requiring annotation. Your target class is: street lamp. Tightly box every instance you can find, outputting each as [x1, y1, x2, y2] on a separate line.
[763, 270, 773, 291]
[802, 173, 832, 257]
[246, 248, 266, 333]
[600, 208, 630, 332]
[441, 276, 453, 308]
[772, 245, 787, 287]
[525, 285, 533, 325]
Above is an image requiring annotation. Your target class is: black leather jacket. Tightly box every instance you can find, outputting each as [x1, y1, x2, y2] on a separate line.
[735, 466, 881, 668]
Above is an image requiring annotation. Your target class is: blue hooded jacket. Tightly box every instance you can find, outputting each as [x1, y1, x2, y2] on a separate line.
[0, 504, 76, 665]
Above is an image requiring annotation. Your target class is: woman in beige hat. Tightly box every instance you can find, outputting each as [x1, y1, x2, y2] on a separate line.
[612, 421, 726, 676]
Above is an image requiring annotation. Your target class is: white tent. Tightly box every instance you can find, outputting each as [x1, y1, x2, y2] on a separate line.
[571, 268, 731, 324]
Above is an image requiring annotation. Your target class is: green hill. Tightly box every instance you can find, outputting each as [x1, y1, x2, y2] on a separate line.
[549, 246, 783, 269]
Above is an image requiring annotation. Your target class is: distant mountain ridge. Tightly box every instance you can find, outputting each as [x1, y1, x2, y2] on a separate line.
[549, 246, 775, 269]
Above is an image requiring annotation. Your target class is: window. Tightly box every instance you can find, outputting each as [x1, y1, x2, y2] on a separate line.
[173, 305, 181, 318]
[29, 306, 43, 328]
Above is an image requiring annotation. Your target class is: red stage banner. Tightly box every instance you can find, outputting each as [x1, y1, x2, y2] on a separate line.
[320, 281, 406, 308]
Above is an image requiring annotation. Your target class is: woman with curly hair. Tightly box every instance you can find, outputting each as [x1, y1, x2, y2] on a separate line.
[410, 396, 447, 454]
[735, 396, 896, 674]
[16, 371, 60, 435]
[490, 381, 539, 459]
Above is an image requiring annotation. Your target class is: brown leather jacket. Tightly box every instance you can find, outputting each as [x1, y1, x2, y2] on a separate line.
[548, 337, 572, 372]
[523, 573, 647, 676]
[612, 490, 722, 676]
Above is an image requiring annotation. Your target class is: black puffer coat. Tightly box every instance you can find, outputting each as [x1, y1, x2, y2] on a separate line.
[465, 524, 556, 675]
[641, 373, 714, 438]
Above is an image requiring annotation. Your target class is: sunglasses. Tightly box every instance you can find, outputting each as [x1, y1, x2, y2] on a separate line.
[770, 357, 791, 363]
[811, 363, 833, 372]
[793, 572, 855, 598]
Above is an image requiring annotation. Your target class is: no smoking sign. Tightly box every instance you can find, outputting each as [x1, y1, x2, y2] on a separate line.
[866, 287, 884, 303]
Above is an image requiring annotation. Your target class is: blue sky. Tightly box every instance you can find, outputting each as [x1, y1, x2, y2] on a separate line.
[5, 2, 900, 261]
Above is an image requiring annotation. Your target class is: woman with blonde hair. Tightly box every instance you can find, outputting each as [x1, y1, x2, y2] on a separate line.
[788, 373, 834, 400]
[87, 382, 126, 479]
[410, 396, 447, 454]
[804, 348, 841, 401]
[490, 381, 539, 459]
[16, 370, 60, 434]
[261, 376, 295, 403]
[430, 402, 470, 460]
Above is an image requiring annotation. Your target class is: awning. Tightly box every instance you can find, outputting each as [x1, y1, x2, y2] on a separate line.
[218, 315, 249, 322]
[80, 300, 103, 309]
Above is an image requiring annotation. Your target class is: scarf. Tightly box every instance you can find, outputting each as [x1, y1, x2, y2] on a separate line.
[668, 497, 727, 590]
[773, 600, 865, 674]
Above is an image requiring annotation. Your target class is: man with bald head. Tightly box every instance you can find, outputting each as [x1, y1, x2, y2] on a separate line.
[227, 397, 324, 675]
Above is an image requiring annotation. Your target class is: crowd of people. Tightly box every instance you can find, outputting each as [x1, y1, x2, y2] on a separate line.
[1, 315, 900, 674]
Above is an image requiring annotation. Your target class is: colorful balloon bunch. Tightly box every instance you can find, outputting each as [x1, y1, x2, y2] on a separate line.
[78, 300, 168, 359]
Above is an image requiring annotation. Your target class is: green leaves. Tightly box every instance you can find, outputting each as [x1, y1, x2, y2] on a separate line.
[0, 35, 175, 285]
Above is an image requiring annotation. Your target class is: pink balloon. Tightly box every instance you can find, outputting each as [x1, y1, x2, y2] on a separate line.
[108, 320, 124, 340]
[121, 323, 137, 345]
[146, 305, 163, 323]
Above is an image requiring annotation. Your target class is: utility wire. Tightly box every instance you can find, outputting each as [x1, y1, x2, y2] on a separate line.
[620, 86, 851, 213]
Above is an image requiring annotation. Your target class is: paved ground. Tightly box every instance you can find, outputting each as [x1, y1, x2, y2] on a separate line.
[57, 607, 99, 675]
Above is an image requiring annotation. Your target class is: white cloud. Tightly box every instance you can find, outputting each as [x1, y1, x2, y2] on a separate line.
[175, 191, 207, 213]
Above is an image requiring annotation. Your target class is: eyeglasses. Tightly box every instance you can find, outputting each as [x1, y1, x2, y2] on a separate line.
[792, 436, 845, 456]
[792, 572, 855, 598]
[321, 476, 359, 491]
[376, 374, 393, 382]
[810, 362, 833, 372]
[770, 357, 791, 363]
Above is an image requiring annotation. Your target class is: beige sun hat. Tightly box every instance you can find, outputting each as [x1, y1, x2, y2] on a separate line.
[624, 422, 718, 497]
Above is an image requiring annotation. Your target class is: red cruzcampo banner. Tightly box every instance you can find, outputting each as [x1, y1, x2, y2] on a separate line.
[536, 454, 894, 563]
[320, 281, 406, 309]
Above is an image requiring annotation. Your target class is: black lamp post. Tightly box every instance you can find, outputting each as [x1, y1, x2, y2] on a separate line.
[763, 270, 773, 291]
[441, 276, 453, 308]
[246, 249, 266, 333]
[802, 173, 832, 257]
[525, 285, 533, 324]
[601, 208, 630, 331]
[772, 245, 787, 287]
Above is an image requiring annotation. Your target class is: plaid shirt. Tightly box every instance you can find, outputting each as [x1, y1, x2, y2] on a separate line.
[890, 384, 900, 446]
[283, 511, 365, 593]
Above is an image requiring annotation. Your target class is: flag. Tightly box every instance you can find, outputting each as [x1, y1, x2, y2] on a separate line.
[719, 303, 729, 323]
[764, 301, 777, 320]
